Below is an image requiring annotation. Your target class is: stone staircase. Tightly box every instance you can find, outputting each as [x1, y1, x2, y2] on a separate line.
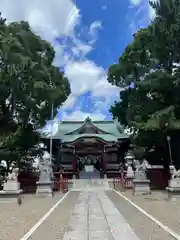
[72, 179, 110, 191]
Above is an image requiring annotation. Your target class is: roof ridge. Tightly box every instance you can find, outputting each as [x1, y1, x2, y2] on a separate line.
[57, 120, 114, 123]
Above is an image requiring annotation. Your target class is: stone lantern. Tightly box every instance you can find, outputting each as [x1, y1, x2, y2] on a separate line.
[124, 152, 135, 187]
[36, 151, 54, 197]
[125, 152, 134, 166]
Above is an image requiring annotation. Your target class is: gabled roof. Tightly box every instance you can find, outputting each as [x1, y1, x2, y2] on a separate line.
[61, 134, 118, 143]
[43, 117, 129, 142]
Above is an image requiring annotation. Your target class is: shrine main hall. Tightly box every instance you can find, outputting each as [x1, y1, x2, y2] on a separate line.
[43, 117, 130, 179]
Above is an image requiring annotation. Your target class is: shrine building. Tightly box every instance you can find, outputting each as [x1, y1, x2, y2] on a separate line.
[42, 117, 130, 179]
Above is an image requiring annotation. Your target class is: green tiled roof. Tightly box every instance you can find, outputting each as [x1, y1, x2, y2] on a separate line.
[43, 117, 129, 142]
[62, 134, 118, 142]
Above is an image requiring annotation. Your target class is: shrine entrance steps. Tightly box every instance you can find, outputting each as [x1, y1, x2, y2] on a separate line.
[79, 168, 100, 179]
[72, 179, 110, 190]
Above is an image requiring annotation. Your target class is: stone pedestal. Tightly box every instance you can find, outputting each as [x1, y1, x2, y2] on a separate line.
[36, 166, 53, 197]
[133, 179, 151, 195]
[36, 152, 54, 197]
[166, 177, 180, 200]
[125, 165, 134, 188]
[133, 170, 150, 195]
[0, 181, 22, 198]
[36, 181, 53, 197]
[0, 168, 23, 204]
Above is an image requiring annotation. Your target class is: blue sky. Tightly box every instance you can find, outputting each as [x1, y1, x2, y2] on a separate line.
[1, 0, 156, 129]
[56, 0, 153, 121]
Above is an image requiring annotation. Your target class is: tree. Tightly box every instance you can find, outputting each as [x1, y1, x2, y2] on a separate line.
[108, 0, 180, 170]
[0, 14, 70, 172]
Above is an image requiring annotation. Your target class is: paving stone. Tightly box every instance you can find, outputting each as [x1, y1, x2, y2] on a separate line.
[63, 231, 88, 240]
[13, 188, 175, 240]
[89, 230, 113, 239]
[62, 190, 140, 240]
[98, 191, 140, 240]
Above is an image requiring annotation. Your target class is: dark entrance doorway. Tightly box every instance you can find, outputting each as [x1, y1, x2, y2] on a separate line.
[77, 155, 101, 179]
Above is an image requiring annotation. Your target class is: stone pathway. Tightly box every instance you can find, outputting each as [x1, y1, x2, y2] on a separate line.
[63, 190, 140, 240]
[72, 179, 110, 190]
[4, 187, 178, 240]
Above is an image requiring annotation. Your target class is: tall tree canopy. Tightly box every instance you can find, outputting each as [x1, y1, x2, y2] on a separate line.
[108, 0, 180, 168]
[0, 14, 70, 171]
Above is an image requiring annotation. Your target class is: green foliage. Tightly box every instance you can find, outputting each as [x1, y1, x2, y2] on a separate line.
[0, 13, 70, 171]
[131, 146, 145, 161]
[108, 0, 180, 166]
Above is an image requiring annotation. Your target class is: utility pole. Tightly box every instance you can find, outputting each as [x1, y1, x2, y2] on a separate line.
[167, 136, 173, 165]
[49, 101, 54, 163]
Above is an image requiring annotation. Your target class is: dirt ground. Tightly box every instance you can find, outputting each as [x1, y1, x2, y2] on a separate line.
[0, 193, 67, 240]
[117, 188, 180, 236]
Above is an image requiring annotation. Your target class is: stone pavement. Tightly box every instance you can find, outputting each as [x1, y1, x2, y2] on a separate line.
[2, 184, 178, 240]
[63, 190, 140, 240]
[72, 179, 110, 190]
[24, 189, 177, 240]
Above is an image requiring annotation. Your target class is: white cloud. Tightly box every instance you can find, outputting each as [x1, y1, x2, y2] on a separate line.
[129, 0, 141, 5]
[148, 0, 158, 20]
[89, 21, 102, 44]
[71, 37, 93, 59]
[1, 0, 119, 122]
[65, 60, 104, 95]
[0, 0, 86, 67]
[42, 119, 59, 135]
[1, 0, 80, 39]
[61, 94, 77, 110]
[65, 60, 119, 100]
[129, 0, 158, 20]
